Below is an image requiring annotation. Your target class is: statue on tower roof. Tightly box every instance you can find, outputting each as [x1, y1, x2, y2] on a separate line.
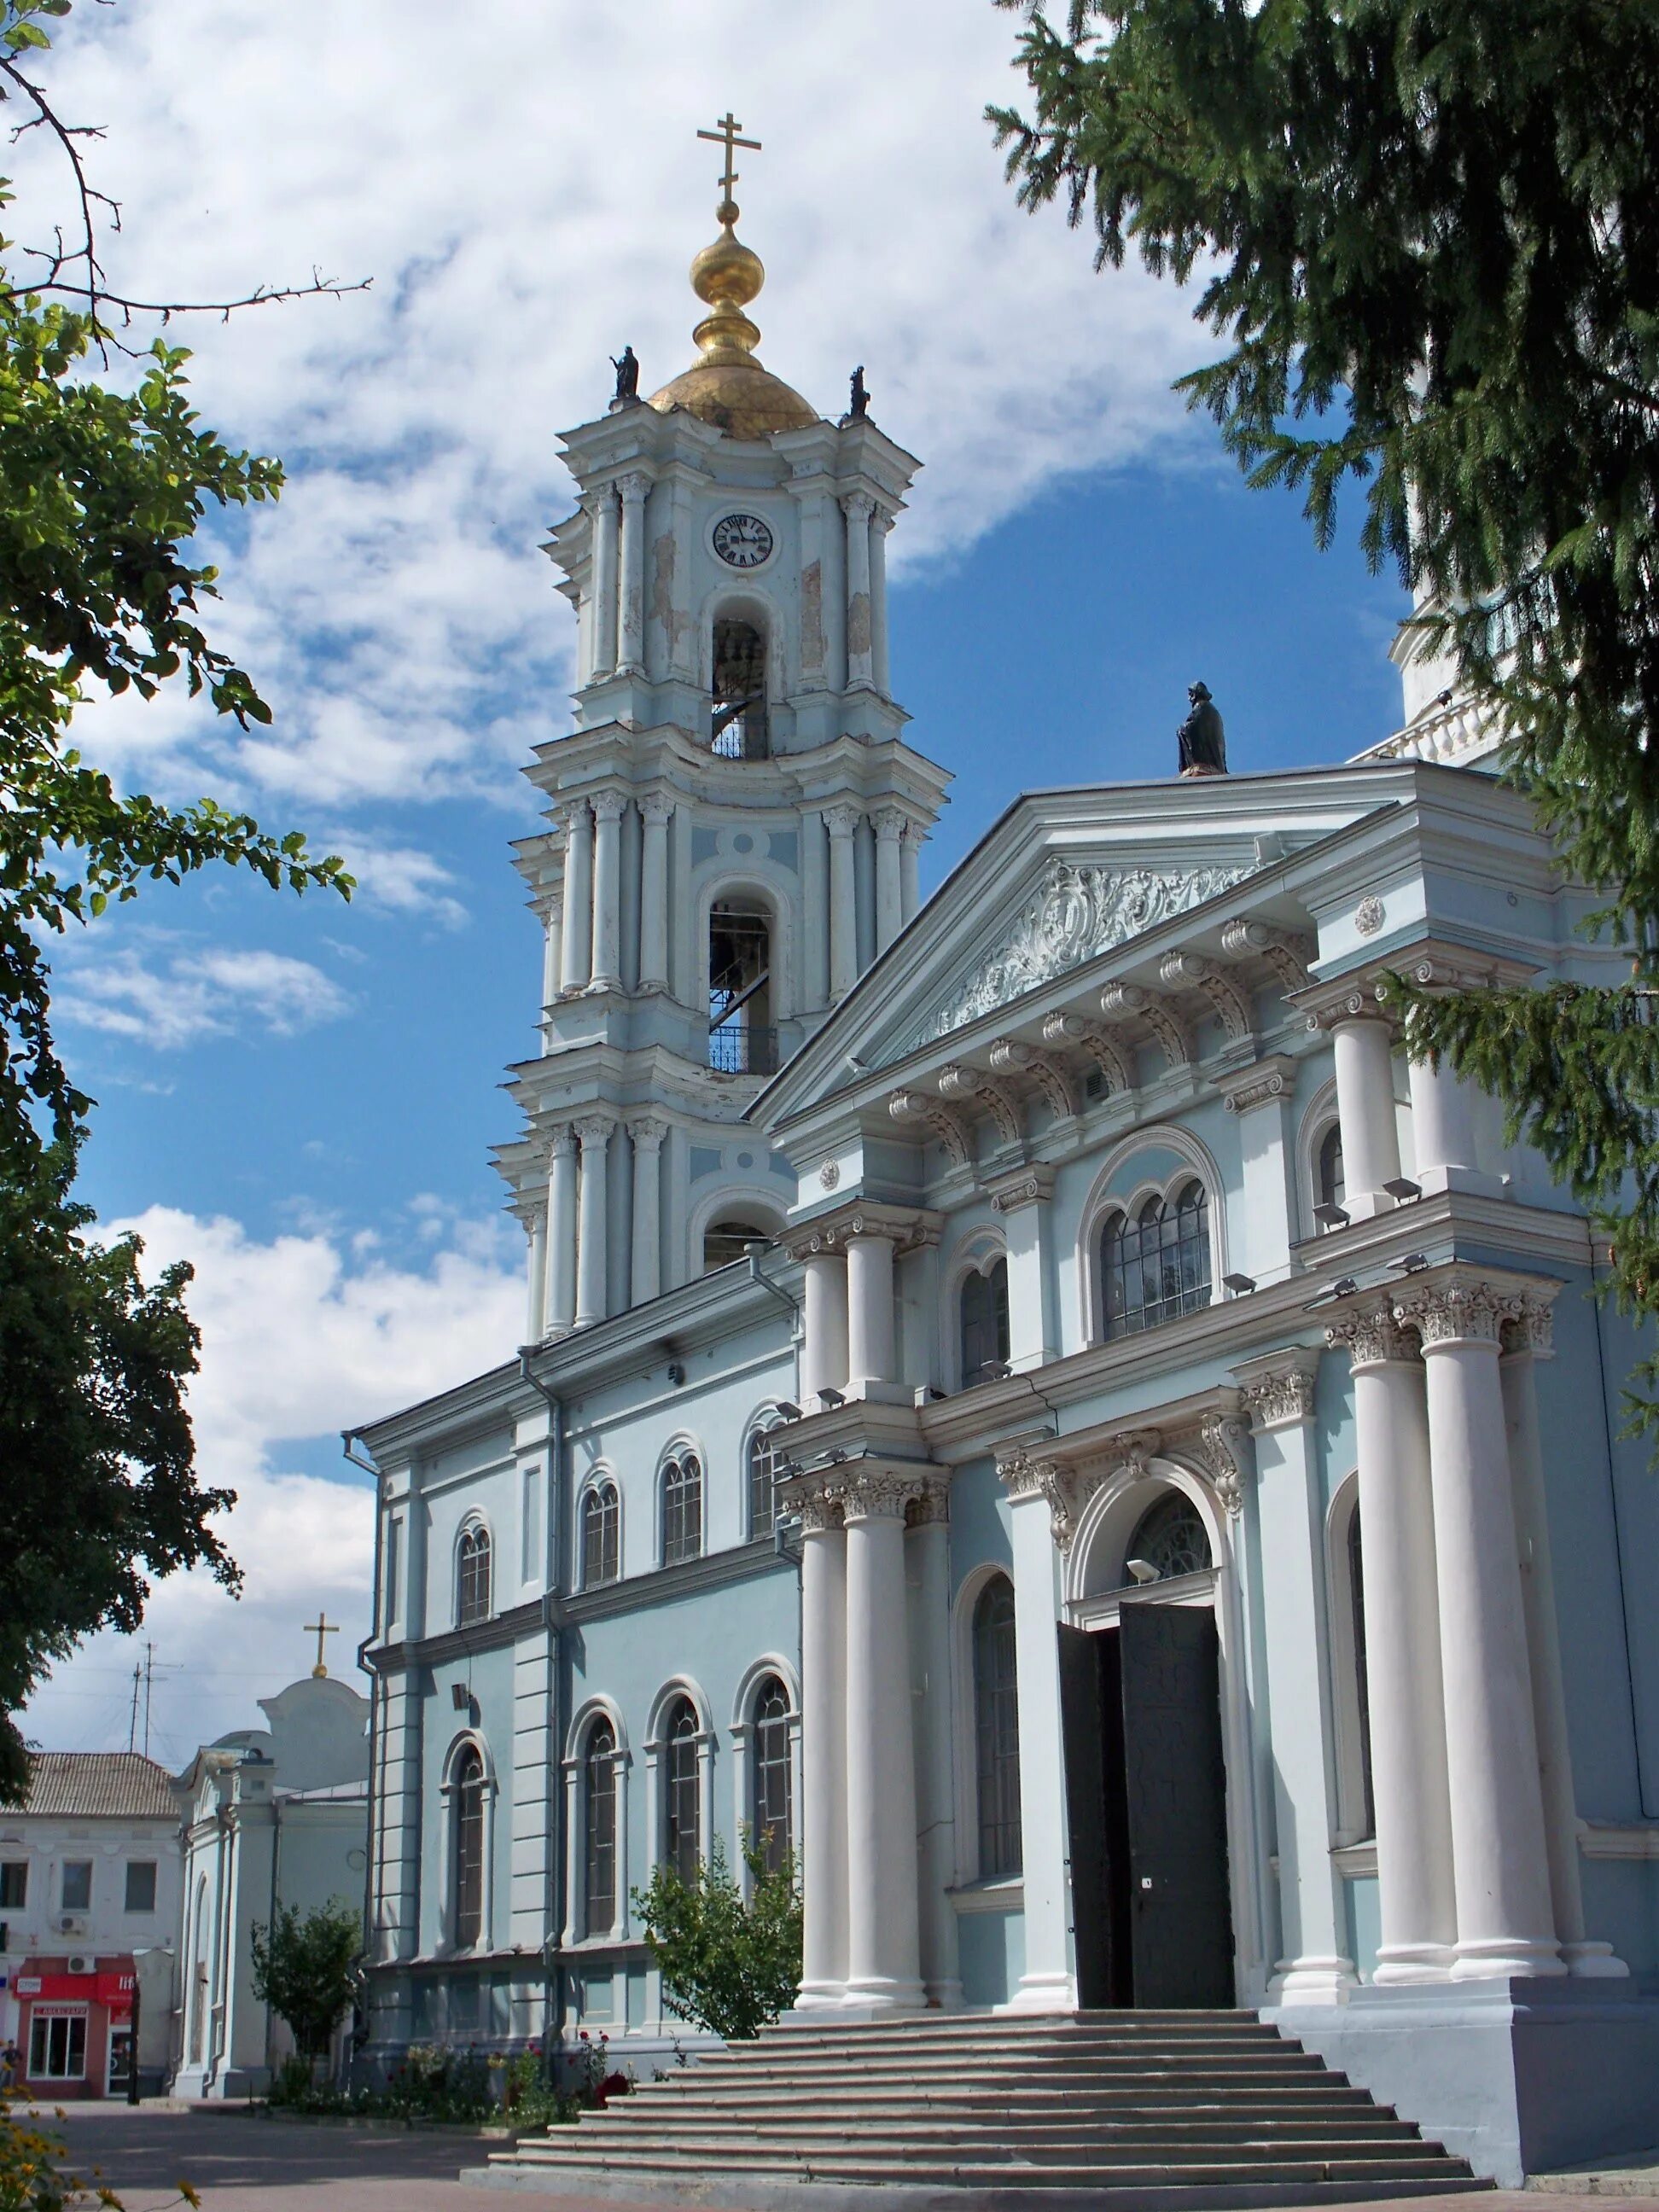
[1178, 681, 1228, 777]
[844, 365, 870, 422]
[609, 345, 640, 406]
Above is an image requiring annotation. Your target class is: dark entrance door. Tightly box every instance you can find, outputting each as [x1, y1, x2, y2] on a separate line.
[1058, 1605, 1234, 2009]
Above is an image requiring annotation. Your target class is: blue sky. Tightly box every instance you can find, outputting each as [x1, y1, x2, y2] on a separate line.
[19, 0, 1407, 1765]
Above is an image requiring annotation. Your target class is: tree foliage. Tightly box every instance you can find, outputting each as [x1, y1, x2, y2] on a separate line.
[249, 1898, 364, 2063]
[0, 0, 357, 1796]
[992, 0, 1659, 1424]
[632, 1833, 804, 2043]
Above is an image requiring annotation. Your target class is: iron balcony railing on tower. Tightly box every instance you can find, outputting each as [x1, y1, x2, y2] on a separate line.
[707, 1023, 779, 1076]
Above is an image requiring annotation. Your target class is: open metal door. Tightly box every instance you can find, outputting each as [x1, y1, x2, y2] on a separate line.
[1057, 1625, 1132, 2006]
[1118, 1602, 1234, 2007]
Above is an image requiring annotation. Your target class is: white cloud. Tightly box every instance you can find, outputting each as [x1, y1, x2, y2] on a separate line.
[54, 942, 352, 1048]
[21, 1202, 524, 1761]
[9, 0, 1208, 818]
[321, 830, 470, 928]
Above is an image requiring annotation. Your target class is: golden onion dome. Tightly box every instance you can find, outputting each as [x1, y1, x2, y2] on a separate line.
[648, 191, 818, 439]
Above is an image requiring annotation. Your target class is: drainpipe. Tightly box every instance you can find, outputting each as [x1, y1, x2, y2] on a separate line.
[342, 1429, 383, 2069]
[518, 1352, 567, 2065]
[746, 1242, 802, 1402]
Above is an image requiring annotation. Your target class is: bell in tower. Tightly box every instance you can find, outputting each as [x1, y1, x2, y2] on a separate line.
[500, 118, 951, 1337]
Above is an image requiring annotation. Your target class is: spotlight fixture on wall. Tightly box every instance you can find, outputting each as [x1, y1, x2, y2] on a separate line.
[1222, 1272, 1257, 1295]
[818, 1447, 847, 1467]
[1126, 1559, 1160, 1585]
[1383, 1176, 1423, 1202]
[451, 1683, 472, 1713]
[772, 1458, 803, 1481]
[773, 1400, 803, 1422]
[977, 1359, 1013, 1382]
[1390, 1253, 1432, 1273]
[923, 1386, 948, 1402]
[816, 1386, 846, 1410]
[1303, 1277, 1361, 1310]
[1313, 1202, 1351, 1231]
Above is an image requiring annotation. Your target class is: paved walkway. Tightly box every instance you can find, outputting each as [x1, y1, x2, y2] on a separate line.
[19, 2104, 1659, 2212]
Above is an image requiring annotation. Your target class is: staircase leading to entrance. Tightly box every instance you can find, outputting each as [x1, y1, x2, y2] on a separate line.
[477, 2011, 1491, 2208]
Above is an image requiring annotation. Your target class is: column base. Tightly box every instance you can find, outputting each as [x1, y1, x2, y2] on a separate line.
[1563, 1940, 1630, 1978]
[1001, 1970, 1077, 2015]
[788, 1983, 848, 2014]
[1269, 1953, 1359, 2004]
[1452, 1936, 1567, 1980]
[839, 1976, 926, 2014]
[1373, 1941, 1456, 1984]
[1416, 1164, 1510, 1202]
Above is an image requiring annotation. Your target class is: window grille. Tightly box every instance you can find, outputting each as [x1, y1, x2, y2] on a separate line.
[1318, 1123, 1347, 1218]
[661, 1455, 703, 1566]
[751, 1676, 793, 1873]
[582, 1482, 620, 1588]
[452, 1746, 486, 1947]
[457, 1525, 492, 1626]
[1124, 1489, 1211, 1583]
[664, 1697, 701, 1883]
[584, 1721, 617, 1934]
[973, 1576, 1022, 1878]
[1101, 1182, 1212, 1337]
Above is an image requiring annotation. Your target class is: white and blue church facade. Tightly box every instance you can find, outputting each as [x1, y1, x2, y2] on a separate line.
[353, 158, 1659, 2181]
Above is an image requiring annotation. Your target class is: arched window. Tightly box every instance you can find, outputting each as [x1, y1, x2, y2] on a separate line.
[452, 1745, 485, 1947]
[584, 1721, 617, 1935]
[703, 1214, 775, 1271]
[707, 899, 776, 1075]
[959, 1258, 1010, 1385]
[1100, 1181, 1211, 1337]
[1318, 1123, 1347, 1218]
[661, 1454, 703, 1566]
[457, 1524, 492, 1627]
[750, 1675, 794, 1874]
[748, 1428, 778, 1540]
[581, 1482, 620, 1589]
[711, 617, 769, 760]
[1349, 1505, 1375, 1837]
[973, 1576, 1022, 1878]
[1124, 1488, 1212, 1585]
[664, 1697, 701, 1883]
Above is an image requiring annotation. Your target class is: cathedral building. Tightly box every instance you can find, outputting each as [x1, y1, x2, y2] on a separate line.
[354, 131, 1659, 2184]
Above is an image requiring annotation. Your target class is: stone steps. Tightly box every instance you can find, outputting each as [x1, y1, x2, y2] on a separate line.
[474, 2010, 1490, 2207]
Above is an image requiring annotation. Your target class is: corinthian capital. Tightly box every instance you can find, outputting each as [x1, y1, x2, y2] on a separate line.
[1393, 1267, 1512, 1351]
[841, 492, 875, 526]
[1234, 1348, 1322, 1433]
[1325, 1292, 1419, 1372]
[841, 1469, 918, 1523]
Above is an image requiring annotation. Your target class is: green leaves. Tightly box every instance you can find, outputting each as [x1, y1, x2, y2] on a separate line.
[249, 1900, 364, 2059]
[632, 1833, 804, 2042]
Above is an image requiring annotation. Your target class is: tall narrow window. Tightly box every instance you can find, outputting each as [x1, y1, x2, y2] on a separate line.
[661, 1454, 703, 1566]
[707, 899, 775, 1074]
[1318, 1124, 1347, 1219]
[959, 1258, 1010, 1385]
[664, 1697, 701, 1883]
[457, 1525, 492, 1627]
[582, 1482, 620, 1588]
[973, 1576, 1022, 1878]
[452, 1745, 485, 1947]
[1349, 1505, 1375, 1838]
[710, 617, 769, 760]
[1101, 1182, 1211, 1338]
[384, 1517, 402, 1633]
[751, 1675, 794, 1874]
[584, 1721, 617, 1935]
[748, 1429, 777, 1540]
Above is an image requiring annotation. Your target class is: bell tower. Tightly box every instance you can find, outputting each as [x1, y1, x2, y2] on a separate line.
[498, 119, 950, 1335]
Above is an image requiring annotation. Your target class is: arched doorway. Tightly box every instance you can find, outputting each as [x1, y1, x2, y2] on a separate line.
[1058, 1474, 1235, 2009]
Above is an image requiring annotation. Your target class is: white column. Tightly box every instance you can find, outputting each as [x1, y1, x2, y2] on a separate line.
[825, 806, 860, 1002]
[574, 1115, 612, 1328]
[900, 829, 922, 923]
[846, 1231, 896, 1391]
[841, 493, 875, 690]
[545, 1126, 578, 1336]
[629, 1117, 665, 1309]
[1220, 1062, 1300, 1284]
[874, 808, 905, 954]
[616, 472, 649, 676]
[1237, 1351, 1355, 2000]
[800, 1249, 850, 1405]
[539, 900, 562, 1018]
[992, 1171, 1058, 1369]
[1398, 1273, 1564, 1978]
[801, 810, 830, 1010]
[557, 802, 594, 994]
[637, 795, 671, 993]
[1002, 1458, 1075, 2011]
[1407, 1051, 1504, 1197]
[797, 1499, 848, 2006]
[591, 489, 620, 679]
[906, 1492, 961, 2009]
[1327, 1297, 1457, 1980]
[870, 508, 893, 696]
[842, 1472, 923, 2010]
[1500, 1304, 1624, 1976]
[590, 790, 625, 992]
[524, 1205, 547, 1344]
[1331, 1013, 1402, 1219]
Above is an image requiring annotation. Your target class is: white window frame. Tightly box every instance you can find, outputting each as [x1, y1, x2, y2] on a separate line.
[577, 1474, 622, 1591]
[643, 1677, 715, 1880]
[454, 1516, 493, 1629]
[729, 1656, 802, 1894]
[1077, 1129, 1228, 1345]
[562, 1697, 630, 1946]
[1325, 1470, 1373, 1848]
[436, 1732, 496, 1956]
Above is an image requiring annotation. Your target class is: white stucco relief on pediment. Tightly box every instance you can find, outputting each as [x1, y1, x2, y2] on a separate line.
[903, 855, 1254, 1051]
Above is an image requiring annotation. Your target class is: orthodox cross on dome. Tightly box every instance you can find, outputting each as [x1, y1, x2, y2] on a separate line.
[697, 111, 761, 216]
[304, 1611, 339, 1679]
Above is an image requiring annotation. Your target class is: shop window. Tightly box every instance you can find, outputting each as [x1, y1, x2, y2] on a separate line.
[29, 2013, 86, 2081]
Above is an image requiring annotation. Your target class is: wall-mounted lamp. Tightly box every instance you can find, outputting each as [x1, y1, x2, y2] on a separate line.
[1126, 1559, 1160, 1586]
[1383, 1177, 1423, 1202]
[1313, 1202, 1351, 1231]
[773, 1400, 803, 1422]
[977, 1359, 1013, 1382]
[1222, 1272, 1257, 1295]
[816, 1386, 846, 1410]
[450, 1683, 472, 1713]
[1390, 1252, 1432, 1273]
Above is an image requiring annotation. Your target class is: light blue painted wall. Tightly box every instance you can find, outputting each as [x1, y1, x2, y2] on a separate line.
[957, 1909, 1025, 2008]
[1344, 1875, 1381, 1982]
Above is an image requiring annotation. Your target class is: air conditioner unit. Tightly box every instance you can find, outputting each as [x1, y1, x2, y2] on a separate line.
[57, 1915, 87, 1936]
[67, 1955, 94, 1976]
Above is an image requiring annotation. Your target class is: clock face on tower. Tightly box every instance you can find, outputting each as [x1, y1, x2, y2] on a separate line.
[712, 512, 774, 569]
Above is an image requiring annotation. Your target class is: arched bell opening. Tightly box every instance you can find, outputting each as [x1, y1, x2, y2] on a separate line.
[711, 616, 770, 759]
[708, 896, 776, 1074]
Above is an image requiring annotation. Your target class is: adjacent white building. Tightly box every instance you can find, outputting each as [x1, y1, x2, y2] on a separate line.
[353, 152, 1659, 2185]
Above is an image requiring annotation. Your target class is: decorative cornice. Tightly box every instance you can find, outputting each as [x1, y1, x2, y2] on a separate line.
[1218, 1054, 1300, 1116]
[1233, 1346, 1323, 1432]
[938, 1062, 1023, 1147]
[916, 856, 1251, 1046]
[1220, 917, 1313, 993]
[1159, 951, 1254, 1045]
[989, 1037, 1080, 1121]
[988, 1163, 1056, 1215]
[1042, 1010, 1138, 1095]
[1192, 1411, 1252, 1518]
[1098, 980, 1196, 1069]
[1293, 974, 1394, 1033]
[888, 1088, 974, 1169]
[780, 1197, 943, 1262]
